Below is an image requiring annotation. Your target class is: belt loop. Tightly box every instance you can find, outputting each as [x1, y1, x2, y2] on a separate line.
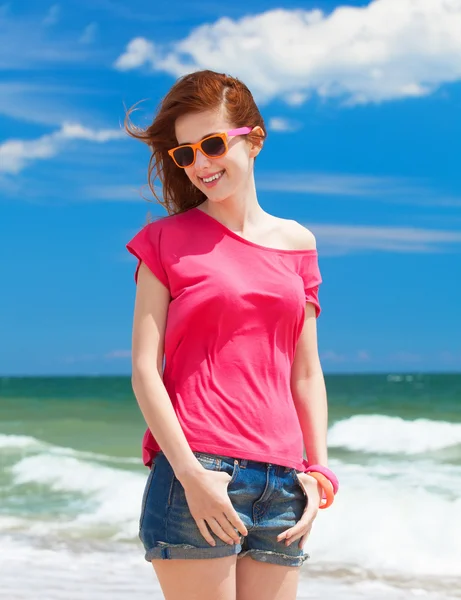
[240, 459, 248, 469]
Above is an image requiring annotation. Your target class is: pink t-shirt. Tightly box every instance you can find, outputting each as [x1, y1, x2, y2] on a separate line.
[126, 207, 322, 471]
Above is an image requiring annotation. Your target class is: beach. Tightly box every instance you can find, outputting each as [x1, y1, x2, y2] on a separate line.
[1, 374, 460, 599]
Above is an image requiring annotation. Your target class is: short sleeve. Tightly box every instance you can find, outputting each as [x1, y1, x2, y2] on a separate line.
[126, 220, 170, 290]
[299, 252, 322, 318]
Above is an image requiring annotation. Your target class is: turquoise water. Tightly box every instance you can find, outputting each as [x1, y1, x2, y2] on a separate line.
[2, 373, 460, 450]
[1, 373, 460, 599]
[0, 376, 145, 458]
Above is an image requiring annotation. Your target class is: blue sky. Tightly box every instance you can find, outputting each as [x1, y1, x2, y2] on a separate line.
[1, 0, 460, 376]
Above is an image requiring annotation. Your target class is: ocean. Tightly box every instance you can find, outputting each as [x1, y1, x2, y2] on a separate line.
[1, 373, 460, 599]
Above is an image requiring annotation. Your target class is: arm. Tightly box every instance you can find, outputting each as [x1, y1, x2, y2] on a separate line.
[290, 303, 328, 467]
[287, 220, 328, 467]
[278, 303, 328, 548]
[130, 262, 202, 482]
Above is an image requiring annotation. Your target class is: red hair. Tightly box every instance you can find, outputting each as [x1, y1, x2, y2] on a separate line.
[124, 70, 266, 215]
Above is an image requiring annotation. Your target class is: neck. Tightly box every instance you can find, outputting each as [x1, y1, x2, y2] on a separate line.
[199, 177, 267, 233]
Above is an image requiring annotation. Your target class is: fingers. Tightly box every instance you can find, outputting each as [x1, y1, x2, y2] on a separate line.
[207, 516, 240, 545]
[298, 531, 309, 549]
[187, 468, 248, 547]
[225, 507, 248, 538]
[277, 506, 316, 546]
[278, 519, 313, 546]
[196, 512, 243, 546]
[196, 519, 216, 547]
[276, 472, 321, 546]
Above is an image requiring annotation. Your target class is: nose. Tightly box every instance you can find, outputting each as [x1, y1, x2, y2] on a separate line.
[194, 148, 211, 170]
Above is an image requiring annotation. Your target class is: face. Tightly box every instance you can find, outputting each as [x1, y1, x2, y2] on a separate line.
[174, 106, 263, 204]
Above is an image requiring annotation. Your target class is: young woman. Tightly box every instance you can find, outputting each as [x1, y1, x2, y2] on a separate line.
[125, 69, 338, 600]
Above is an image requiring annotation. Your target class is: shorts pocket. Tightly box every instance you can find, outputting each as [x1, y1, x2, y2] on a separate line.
[291, 469, 308, 504]
[168, 454, 240, 511]
[227, 459, 239, 485]
[139, 464, 156, 530]
[193, 453, 239, 484]
[194, 452, 222, 470]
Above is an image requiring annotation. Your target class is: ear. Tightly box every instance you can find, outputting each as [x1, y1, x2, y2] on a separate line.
[249, 126, 265, 158]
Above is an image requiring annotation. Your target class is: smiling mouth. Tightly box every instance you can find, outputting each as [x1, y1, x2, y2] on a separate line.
[200, 171, 225, 183]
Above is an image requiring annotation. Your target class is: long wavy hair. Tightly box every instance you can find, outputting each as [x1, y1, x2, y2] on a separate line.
[124, 70, 266, 215]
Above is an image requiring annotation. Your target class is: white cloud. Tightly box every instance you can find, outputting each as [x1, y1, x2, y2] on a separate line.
[285, 92, 309, 106]
[79, 22, 98, 44]
[258, 172, 422, 197]
[64, 350, 131, 363]
[439, 352, 461, 366]
[105, 350, 131, 359]
[357, 351, 372, 362]
[267, 117, 301, 132]
[310, 223, 461, 254]
[114, 37, 156, 71]
[114, 1, 461, 105]
[321, 350, 372, 362]
[43, 4, 60, 27]
[257, 171, 461, 206]
[0, 122, 125, 174]
[388, 351, 423, 364]
[59, 122, 124, 142]
[81, 173, 461, 210]
[83, 184, 156, 201]
[320, 350, 347, 362]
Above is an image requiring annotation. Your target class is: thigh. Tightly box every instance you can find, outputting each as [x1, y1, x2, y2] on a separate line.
[152, 555, 237, 600]
[236, 556, 299, 600]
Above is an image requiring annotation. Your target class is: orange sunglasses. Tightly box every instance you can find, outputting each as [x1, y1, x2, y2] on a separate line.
[168, 127, 252, 168]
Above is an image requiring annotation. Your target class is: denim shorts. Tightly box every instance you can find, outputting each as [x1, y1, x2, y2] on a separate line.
[138, 450, 309, 567]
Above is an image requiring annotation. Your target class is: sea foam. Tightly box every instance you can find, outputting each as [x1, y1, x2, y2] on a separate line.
[329, 415, 461, 454]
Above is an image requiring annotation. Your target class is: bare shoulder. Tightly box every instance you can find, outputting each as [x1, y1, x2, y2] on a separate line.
[287, 219, 317, 250]
[271, 216, 317, 251]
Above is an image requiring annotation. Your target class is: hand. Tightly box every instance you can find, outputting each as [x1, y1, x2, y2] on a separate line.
[181, 467, 248, 547]
[277, 473, 322, 549]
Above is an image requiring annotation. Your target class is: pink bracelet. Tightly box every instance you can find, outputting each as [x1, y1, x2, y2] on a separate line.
[304, 464, 339, 495]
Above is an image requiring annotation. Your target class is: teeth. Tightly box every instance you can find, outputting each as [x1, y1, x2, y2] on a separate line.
[203, 171, 224, 183]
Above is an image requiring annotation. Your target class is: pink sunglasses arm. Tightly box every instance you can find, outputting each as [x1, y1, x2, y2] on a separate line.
[227, 126, 253, 136]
